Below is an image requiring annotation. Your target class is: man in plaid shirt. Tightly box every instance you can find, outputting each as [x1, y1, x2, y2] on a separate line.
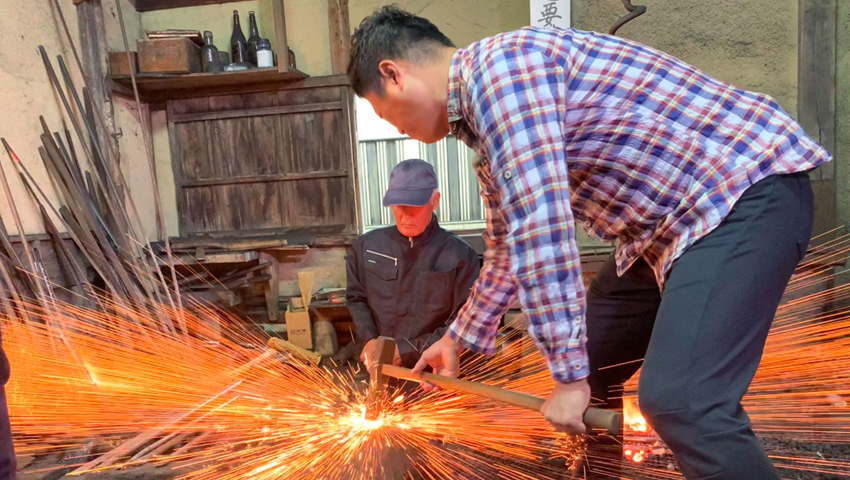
[349, 6, 830, 478]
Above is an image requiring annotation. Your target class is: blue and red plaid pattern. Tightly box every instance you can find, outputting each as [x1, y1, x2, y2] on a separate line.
[446, 27, 831, 384]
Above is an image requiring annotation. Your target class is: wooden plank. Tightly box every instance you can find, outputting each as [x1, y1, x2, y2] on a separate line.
[111, 68, 307, 102]
[169, 101, 344, 123]
[281, 109, 348, 172]
[181, 187, 221, 233]
[798, 0, 837, 185]
[281, 177, 354, 228]
[181, 185, 281, 232]
[327, 0, 351, 75]
[168, 120, 187, 237]
[135, 0, 246, 12]
[205, 97, 258, 231]
[179, 170, 349, 187]
[77, 0, 125, 201]
[153, 76, 348, 111]
[78, 0, 138, 6]
[171, 122, 212, 183]
[259, 252, 279, 322]
[272, 0, 290, 74]
[168, 251, 259, 266]
[341, 87, 361, 233]
[313, 234, 358, 247]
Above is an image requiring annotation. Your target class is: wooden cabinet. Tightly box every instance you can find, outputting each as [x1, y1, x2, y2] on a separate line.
[166, 76, 359, 242]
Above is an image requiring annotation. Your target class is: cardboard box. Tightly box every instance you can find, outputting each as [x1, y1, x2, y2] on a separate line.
[285, 302, 312, 350]
[285, 270, 315, 350]
[137, 38, 201, 74]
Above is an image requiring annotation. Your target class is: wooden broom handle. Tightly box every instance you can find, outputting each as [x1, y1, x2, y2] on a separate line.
[381, 364, 622, 435]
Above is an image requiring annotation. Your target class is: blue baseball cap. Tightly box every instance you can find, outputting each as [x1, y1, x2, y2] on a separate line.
[382, 159, 438, 207]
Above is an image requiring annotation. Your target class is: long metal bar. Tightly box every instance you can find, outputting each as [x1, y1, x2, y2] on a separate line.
[0, 271, 18, 321]
[49, 0, 182, 320]
[42, 49, 170, 324]
[41, 140, 157, 321]
[113, 0, 185, 334]
[19, 171, 94, 303]
[40, 144, 131, 299]
[4, 139, 126, 305]
[0, 141, 46, 301]
[55, 59, 133, 253]
[0, 208, 25, 275]
[71, 380, 243, 473]
[41, 127, 117, 249]
[0, 249, 29, 324]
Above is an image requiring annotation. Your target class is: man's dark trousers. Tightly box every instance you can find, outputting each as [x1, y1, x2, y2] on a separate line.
[0, 345, 15, 480]
[584, 172, 814, 479]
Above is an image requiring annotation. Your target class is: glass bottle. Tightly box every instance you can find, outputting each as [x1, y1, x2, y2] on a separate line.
[231, 10, 248, 64]
[256, 39, 274, 68]
[288, 47, 297, 70]
[247, 11, 262, 66]
[201, 31, 221, 73]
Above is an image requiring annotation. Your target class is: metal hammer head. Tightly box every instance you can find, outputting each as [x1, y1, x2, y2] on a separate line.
[365, 336, 396, 420]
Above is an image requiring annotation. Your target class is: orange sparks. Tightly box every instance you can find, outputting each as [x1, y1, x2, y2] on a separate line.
[3, 297, 583, 479]
[5, 231, 850, 479]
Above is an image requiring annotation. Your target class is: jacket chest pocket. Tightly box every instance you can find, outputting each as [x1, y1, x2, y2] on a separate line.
[415, 268, 457, 320]
[364, 251, 399, 308]
[365, 259, 398, 281]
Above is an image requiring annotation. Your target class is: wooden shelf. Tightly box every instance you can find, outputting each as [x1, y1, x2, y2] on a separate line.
[110, 67, 308, 102]
[133, 0, 252, 12]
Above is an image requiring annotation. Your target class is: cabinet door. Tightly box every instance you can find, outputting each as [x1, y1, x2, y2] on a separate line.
[167, 78, 359, 242]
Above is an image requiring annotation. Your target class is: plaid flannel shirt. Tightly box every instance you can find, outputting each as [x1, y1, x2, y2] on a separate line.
[446, 27, 831, 384]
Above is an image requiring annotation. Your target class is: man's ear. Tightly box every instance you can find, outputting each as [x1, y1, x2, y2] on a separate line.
[431, 191, 441, 212]
[378, 60, 404, 90]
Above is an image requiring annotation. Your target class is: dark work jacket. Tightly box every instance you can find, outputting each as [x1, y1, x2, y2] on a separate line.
[346, 216, 480, 368]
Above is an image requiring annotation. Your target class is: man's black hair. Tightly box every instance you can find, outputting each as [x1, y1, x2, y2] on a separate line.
[349, 5, 455, 97]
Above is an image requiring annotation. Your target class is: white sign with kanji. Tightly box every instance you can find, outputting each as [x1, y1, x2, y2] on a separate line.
[530, 0, 571, 29]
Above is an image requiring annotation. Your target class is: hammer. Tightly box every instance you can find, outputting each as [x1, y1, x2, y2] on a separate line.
[366, 337, 622, 435]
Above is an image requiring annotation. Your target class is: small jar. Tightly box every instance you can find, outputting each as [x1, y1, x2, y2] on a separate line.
[256, 39, 274, 68]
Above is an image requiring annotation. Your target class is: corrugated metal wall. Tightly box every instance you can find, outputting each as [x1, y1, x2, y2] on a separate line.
[358, 136, 486, 231]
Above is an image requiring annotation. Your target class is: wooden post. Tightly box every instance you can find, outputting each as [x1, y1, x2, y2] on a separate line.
[259, 251, 279, 322]
[76, 0, 126, 198]
[328, 0, 351, 75]
[272, 0, 290, 73]
[798, 0, 837, 235]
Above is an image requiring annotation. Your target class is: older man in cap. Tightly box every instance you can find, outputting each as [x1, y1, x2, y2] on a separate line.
[347, 159, 480, 369]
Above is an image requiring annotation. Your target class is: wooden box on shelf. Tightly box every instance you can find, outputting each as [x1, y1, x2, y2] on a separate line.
[109, 51, 137, 76]
[137, 37, 201, 74]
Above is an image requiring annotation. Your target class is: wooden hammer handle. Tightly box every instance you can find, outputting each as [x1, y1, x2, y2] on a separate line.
[381, 364, 622, 435]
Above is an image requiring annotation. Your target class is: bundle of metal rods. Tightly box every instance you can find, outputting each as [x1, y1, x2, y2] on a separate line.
[0, 0, 185, 337]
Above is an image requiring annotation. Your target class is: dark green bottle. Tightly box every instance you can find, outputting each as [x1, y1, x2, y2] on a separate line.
[230, 10, 248, 64]
[247, 11, 262, 66]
